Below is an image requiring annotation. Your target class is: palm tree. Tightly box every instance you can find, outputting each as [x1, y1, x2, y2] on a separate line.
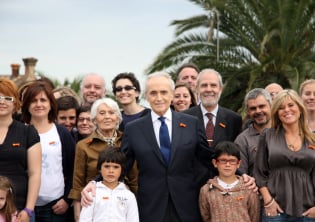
[146, 0, 315, 111]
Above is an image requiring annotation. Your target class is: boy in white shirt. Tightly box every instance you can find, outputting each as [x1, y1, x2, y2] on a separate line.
[79, 147, 139, 222]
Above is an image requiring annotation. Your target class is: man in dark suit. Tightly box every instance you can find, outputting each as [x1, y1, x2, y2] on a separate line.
[80, 72, 211, 222]
[121, 72, 212, 222]
[184, 68, 243, 184]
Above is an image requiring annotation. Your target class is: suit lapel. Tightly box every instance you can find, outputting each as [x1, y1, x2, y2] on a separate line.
[214, 107, 227, 145]
[170, 111, 183, 164]
[140, 114, 167, 166]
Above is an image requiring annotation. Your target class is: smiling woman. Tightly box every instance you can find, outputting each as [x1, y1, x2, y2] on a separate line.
[112, 72, 150, 132]
[0, 78, 41, 222]
[68, 97, 138, 222]
[21, 80, 76, 222]
[171, 82, 196, 112]
[254, 89, 315, 221]
[300, 79, 315, 132]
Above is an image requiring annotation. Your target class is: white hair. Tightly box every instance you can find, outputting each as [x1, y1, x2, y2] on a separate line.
[90, 98, 122, 126]
[144, 71, 175, 94]
[197, 68, 223, 88]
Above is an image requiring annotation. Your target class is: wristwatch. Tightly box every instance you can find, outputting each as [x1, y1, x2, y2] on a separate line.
[23, 208, 34, 217]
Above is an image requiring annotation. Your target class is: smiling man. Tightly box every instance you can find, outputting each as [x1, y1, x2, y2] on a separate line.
[120, 71, 212, 222]
[184, 68, 242, 186]
[185, 69, 242, 149]
[176, 63, 200, 101]
[56, 96, 80, 134]
[234, 88, 272, 176]
[80, 73, 106, 106]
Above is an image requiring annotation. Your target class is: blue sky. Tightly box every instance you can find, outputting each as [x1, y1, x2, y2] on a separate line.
[0, 0, 202, 89]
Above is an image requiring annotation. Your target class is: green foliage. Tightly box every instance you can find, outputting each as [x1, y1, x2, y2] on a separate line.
[146, 0, 315, 112]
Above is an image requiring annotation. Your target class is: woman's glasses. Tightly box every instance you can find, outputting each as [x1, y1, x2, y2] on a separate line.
[0, 95, 14, 102]
[114, 85, 136, 93]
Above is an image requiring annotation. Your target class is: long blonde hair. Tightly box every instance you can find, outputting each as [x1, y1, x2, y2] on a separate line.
[271, 89, 315, 144]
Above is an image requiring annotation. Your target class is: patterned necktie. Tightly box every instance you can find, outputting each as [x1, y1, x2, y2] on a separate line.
[158, 116, 171, 164]
[206, 113, 214, 146]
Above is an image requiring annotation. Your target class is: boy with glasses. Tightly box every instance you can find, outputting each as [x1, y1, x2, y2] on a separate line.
[199, 141, 260, 222]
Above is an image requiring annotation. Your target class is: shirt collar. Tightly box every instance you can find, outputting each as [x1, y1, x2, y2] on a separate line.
[151, 108, 172, 122]
[200, 104, 219, 118]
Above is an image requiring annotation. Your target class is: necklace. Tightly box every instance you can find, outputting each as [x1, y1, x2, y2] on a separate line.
[285, 133, 301, 151]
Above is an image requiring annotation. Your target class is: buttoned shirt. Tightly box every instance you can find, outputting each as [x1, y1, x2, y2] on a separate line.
[200, 104, 219, 129]
[234, 123, 260, 176]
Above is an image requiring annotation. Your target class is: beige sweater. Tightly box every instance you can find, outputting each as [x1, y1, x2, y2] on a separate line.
[199, 176, 260, 222]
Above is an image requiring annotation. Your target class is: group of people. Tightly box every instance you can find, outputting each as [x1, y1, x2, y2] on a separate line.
[0, 63, 314, 222]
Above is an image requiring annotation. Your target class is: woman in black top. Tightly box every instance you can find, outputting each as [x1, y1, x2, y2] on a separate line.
[112, 72, 150, 131]
[0, 78, 41, 222]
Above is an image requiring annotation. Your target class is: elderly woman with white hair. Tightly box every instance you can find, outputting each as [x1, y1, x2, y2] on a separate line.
[68, 98, 137, 222]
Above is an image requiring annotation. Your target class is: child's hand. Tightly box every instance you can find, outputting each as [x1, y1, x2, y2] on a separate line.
[81, 181, 96, 207]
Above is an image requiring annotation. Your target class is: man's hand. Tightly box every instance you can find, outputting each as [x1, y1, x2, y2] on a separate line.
[242, 174, 258, 192]
[81, 181, 96, 207]
[52, 199, 69, 214]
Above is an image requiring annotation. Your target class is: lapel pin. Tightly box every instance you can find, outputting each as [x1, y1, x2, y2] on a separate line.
[219, 123, 226, 128]
[179, 123, 187, 128]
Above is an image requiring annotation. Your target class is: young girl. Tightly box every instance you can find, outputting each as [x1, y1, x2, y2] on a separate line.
[79, 147, 139, 222]
[0, 176, 17, 222]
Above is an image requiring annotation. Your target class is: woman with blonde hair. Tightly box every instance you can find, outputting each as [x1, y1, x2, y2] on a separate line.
[254, 89, 315, 221]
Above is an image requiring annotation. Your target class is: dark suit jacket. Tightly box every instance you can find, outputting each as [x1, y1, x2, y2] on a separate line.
[184, 105, 242, 185]
[122, 111, 212, 222]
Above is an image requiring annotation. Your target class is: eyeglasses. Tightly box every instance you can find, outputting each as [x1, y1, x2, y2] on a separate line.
[78, 117, 91, 122]
[0, 95, 14, 102]
[114, 85, 136, 93]
[216, 158, 239, 165]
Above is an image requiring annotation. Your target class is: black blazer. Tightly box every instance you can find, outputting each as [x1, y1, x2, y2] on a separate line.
[184, 104, 242, 148]
[122, 111, 212, 222]
[184, 105, 242, 185]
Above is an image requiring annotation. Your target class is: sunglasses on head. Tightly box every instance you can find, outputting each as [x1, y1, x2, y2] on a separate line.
[114, 85, 136, 93]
